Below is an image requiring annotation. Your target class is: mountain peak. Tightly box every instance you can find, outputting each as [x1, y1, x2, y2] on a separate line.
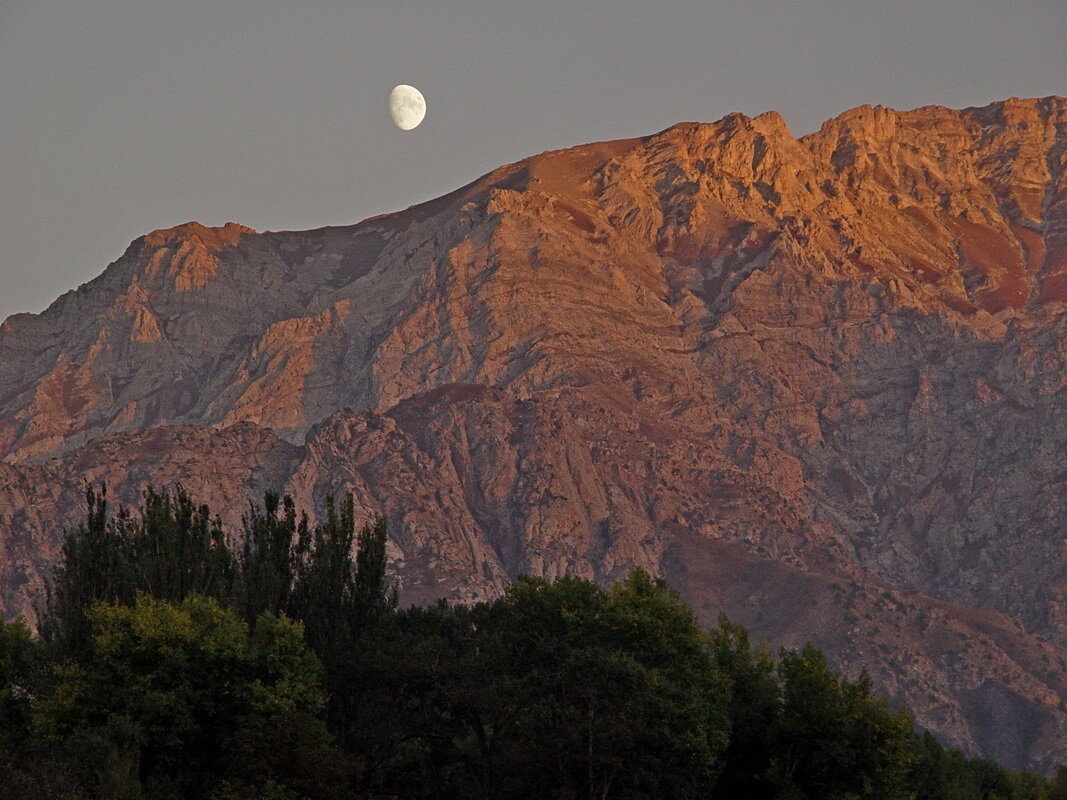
[4, 98, 1067, 770]
[142, 221, 255, 251]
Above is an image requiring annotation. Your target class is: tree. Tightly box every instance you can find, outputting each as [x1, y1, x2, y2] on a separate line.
[34, 486, 1053, 799]
[710, 616, 781, 800]
[34, 595, 340, 800]
[40, 485, 135, 657]
[1050, 765, 1067, 800]
[132, 486, 234, 604]
[436, 571, 729, 800]
[237, 491, 307, 625]
[597, 570, 729, 796]
[0, 618, 44, 793]
[772, 645, 914, 800]
[290, 498, 396, 746]
[354, 514, 392, 625]
[41, 485, 235, 659]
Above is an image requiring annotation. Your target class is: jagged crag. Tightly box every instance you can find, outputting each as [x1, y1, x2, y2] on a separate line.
[2, 96, 1066, 771]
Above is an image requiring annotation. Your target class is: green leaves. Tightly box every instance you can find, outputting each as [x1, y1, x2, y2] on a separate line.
[42, 486, 395, 669]
[42, 485, 236, 658]
[22, 482, 1061, 799]
[237, 491, 306, 625]
[766, 644, 916, 800]
[360, 571, 729, 799]
[35, 595, 335, 800]
[0, 617, 42, 788]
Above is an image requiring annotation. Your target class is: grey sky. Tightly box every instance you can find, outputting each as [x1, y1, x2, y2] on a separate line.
[1, 0, 1064, 323]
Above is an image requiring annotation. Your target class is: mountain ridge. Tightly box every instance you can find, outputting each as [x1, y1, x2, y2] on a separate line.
[2, 95, 1067, 770]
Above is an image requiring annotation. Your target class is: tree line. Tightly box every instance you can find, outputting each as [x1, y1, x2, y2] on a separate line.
[0, 484, 1063, 799]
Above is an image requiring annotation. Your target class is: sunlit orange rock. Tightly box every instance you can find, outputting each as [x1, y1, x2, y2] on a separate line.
[2, 97, 1067, 770]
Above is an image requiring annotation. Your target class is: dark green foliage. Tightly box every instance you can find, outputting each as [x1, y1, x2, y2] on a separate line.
[1053, 766, 1067, 800]
[13, 481, 1065, 799]
[288, 495, 396, 745]
[41, 485, 393, 663]
[29, 484, 389, 797]
[290, 493, 359, 653]
[133, 486, 234, 604]
[354, 572, 728, 800]
[771, 644, 915, 800]
[353, 514, 392, 624]
[39, 486, 134, 656]
[710, 616, 781, 800]
[34, 596, 339, 800]
[41, 485, 234, 658]
[905, 734, 1052, 800]
[0, 618, 43, 791]
[237, 491, 307, 625]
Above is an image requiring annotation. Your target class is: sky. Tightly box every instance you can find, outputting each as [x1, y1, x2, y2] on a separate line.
[1, 0, 1064, 324]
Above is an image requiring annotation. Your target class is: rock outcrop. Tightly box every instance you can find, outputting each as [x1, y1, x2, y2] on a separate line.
[2, 96, 1067, 770]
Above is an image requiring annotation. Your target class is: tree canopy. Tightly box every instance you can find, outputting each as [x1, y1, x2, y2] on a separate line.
[1, 484, 1059, 799]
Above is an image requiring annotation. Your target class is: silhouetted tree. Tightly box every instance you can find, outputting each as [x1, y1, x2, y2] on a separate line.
[41, 486, 135, 657]
[710, 616, 781, 800]
[237, 491, 307, 625]
[35, 596, 341, 799]
[26, 481, 1062, 800]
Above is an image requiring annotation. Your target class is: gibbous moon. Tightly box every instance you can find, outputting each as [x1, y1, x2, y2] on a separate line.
[389, 84, 426, 130]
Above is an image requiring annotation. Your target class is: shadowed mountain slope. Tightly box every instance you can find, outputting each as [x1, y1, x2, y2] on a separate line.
[2, 96, 1067, 770]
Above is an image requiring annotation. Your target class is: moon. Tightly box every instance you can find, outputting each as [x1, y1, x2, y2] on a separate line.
[389, 84, 426, 131]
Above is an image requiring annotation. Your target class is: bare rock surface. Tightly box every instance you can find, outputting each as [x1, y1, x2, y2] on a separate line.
[2, 96, 1067, 770]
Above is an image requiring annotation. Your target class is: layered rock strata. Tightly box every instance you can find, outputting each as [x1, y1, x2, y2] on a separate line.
[2, 96, 1067, 770]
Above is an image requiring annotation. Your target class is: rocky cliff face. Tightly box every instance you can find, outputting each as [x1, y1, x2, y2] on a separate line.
[2, 96, 1067, 771]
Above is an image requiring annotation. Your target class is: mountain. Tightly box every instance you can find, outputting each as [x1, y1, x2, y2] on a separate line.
[2, 96, 1067, 771]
